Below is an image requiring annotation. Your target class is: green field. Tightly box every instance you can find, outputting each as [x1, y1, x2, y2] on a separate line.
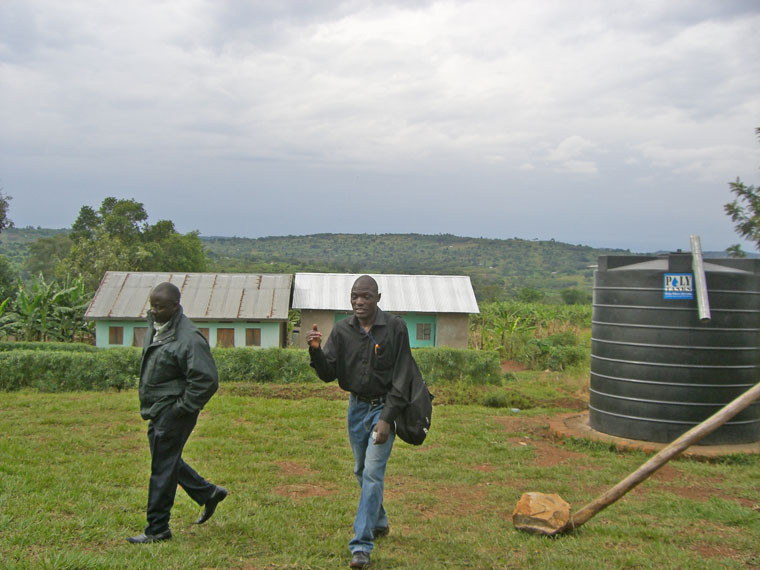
[1, 381, 759, 569]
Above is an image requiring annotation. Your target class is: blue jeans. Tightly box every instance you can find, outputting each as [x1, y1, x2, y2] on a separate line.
[347, 394, 395, 554]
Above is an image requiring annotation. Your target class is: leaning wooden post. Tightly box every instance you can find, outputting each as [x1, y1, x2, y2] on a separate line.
[567, 380, 760, 531]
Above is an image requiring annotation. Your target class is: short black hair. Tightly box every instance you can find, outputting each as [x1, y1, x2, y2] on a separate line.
[151, 282, 181, 303]
[353, 275, 378, 293]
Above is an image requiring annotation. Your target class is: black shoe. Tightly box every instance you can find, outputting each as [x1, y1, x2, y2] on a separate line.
[195, 486, 228, 524]
[350, 550, 370, 568]
[126, 530, 172, 544]
[373, 525, 389, 538]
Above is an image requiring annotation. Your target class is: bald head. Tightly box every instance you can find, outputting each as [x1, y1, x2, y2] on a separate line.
[353, 275, 378, 294]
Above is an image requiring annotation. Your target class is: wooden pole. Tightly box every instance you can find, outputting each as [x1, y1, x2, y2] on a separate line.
[567, 380, 760, 531]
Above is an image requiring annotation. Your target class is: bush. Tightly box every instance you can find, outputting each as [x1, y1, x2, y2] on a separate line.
[560, 287, 592, 305]
[0, 341, 97, 352]
[480, 389, 535, 409]
[522, 331, 588, 371]
[213, 347, 315, 384]
[0, 346, 505, 392]
[413, 347, 501, 385]
[0, 348, 140, 392]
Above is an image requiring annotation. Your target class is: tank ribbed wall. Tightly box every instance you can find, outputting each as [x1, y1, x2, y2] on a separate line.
[589, 254, 760, 445]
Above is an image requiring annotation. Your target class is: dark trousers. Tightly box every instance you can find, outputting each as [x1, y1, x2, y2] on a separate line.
[145, 409, 216, 534]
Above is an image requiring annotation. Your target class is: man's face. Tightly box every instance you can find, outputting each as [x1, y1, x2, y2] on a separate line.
[351, 279, 380, 322]
[149, 290, 179, 324]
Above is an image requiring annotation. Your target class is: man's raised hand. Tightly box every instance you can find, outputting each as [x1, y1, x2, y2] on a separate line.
[306, 323, 322, 349]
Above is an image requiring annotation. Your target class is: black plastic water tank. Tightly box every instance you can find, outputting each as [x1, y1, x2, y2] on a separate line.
[589, 253, 760, 445]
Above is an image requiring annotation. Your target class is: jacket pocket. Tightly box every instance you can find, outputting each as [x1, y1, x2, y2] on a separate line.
[147, 378, 186, 397]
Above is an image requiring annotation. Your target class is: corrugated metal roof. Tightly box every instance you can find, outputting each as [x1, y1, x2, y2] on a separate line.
[292, 273, 479, 314]
[85, 272, 292, 320]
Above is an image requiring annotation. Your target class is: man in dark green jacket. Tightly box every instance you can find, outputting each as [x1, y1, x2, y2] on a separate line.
[127, 282, 227, 544]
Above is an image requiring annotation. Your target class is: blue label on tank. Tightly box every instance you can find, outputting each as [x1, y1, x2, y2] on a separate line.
[663, 273, 694, 299]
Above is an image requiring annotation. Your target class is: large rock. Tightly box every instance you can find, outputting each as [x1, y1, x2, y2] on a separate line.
[512, 492, 571, 535]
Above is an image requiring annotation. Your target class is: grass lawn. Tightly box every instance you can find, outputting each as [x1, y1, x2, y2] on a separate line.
[1, 379, 760, 569]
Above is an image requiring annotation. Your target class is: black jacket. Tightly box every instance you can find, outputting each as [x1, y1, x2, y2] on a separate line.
[138, 306, 218, 420]
[309, 308, 418, 424]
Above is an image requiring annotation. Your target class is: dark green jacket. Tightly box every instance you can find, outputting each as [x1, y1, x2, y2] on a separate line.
[138, 306, 218, 420]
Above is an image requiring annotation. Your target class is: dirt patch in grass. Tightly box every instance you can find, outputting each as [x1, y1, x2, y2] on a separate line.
[276, 460, 316, 477]
[272, 461, 333, 499]
[492, 414, 550, 434]
[692, 544, 745, 563]
[430, 483, 493, 518]
[679, 522, 750, 564]
[550, 398, 587, 411]
[669, 484, 757, 508]
[492, 413, 603, 470]
[271, 483, 336, 500]
[501, 360, 529, 373]
[640, 471, 755, 507]
[519, 438, 593, 468]
[388, 479, 493, 520]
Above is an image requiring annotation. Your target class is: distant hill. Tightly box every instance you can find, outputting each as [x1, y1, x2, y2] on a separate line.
[12, 227, 739, 300]
[201, 233, 632, 300]
[0, 227, 69, 270]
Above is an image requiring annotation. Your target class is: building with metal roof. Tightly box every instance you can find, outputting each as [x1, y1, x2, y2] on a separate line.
[292, 273, 479, 349]
[85, 271, 293, 348]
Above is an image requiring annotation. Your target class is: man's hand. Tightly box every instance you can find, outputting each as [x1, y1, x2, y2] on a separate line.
[373, 419, 391, 445]
[306, 323, 322, 349]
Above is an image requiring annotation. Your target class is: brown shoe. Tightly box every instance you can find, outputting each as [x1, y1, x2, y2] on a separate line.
[372, 525, 389, 538]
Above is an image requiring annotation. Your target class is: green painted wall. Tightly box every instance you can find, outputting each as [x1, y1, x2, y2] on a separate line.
[333, 312, 438, 348]
[94, 321, 147, 348]
[94, 320, 283, 348]
[403, 313, 437, 348]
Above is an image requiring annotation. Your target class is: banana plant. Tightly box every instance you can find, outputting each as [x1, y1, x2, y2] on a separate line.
[4, 274, 94, 342]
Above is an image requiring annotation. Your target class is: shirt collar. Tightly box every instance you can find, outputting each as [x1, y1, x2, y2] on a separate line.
[349, 307, 387, 330]
[148, 304, 183, 331]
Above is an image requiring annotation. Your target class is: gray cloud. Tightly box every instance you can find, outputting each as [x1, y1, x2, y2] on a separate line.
[0, 0, 758, 252]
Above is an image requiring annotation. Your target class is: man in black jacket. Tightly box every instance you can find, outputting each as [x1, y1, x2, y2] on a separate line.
[306, 275, 417, 568]
[127, 282, 227, 544]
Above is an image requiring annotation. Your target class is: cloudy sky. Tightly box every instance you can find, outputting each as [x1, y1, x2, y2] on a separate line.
[1, 1, 758, 252]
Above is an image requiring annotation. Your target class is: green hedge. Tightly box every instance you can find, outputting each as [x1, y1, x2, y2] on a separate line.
[413, 347, 502, 385]
[212, 347, 316, 384]
[0, 345, 503, 392]
[522, 332, 588, 371]
[0, 341, 98, 352]
[0, 348, 140, 392]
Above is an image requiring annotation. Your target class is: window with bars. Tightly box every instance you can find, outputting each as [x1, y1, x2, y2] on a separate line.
[416, 323, 432, 341]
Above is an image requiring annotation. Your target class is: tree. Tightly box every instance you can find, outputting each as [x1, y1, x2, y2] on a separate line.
[25, 233, 74, 280]
[0, 189, 11, 234]
[0, 189, 15, 302]
[1, 274, 93, 342]
[66, 197, 209, 289]
[517, 287, 546, 303]
[0, 255, 15, 301]
[724, 127, 760, 256]
[560, 287, 592, 305]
